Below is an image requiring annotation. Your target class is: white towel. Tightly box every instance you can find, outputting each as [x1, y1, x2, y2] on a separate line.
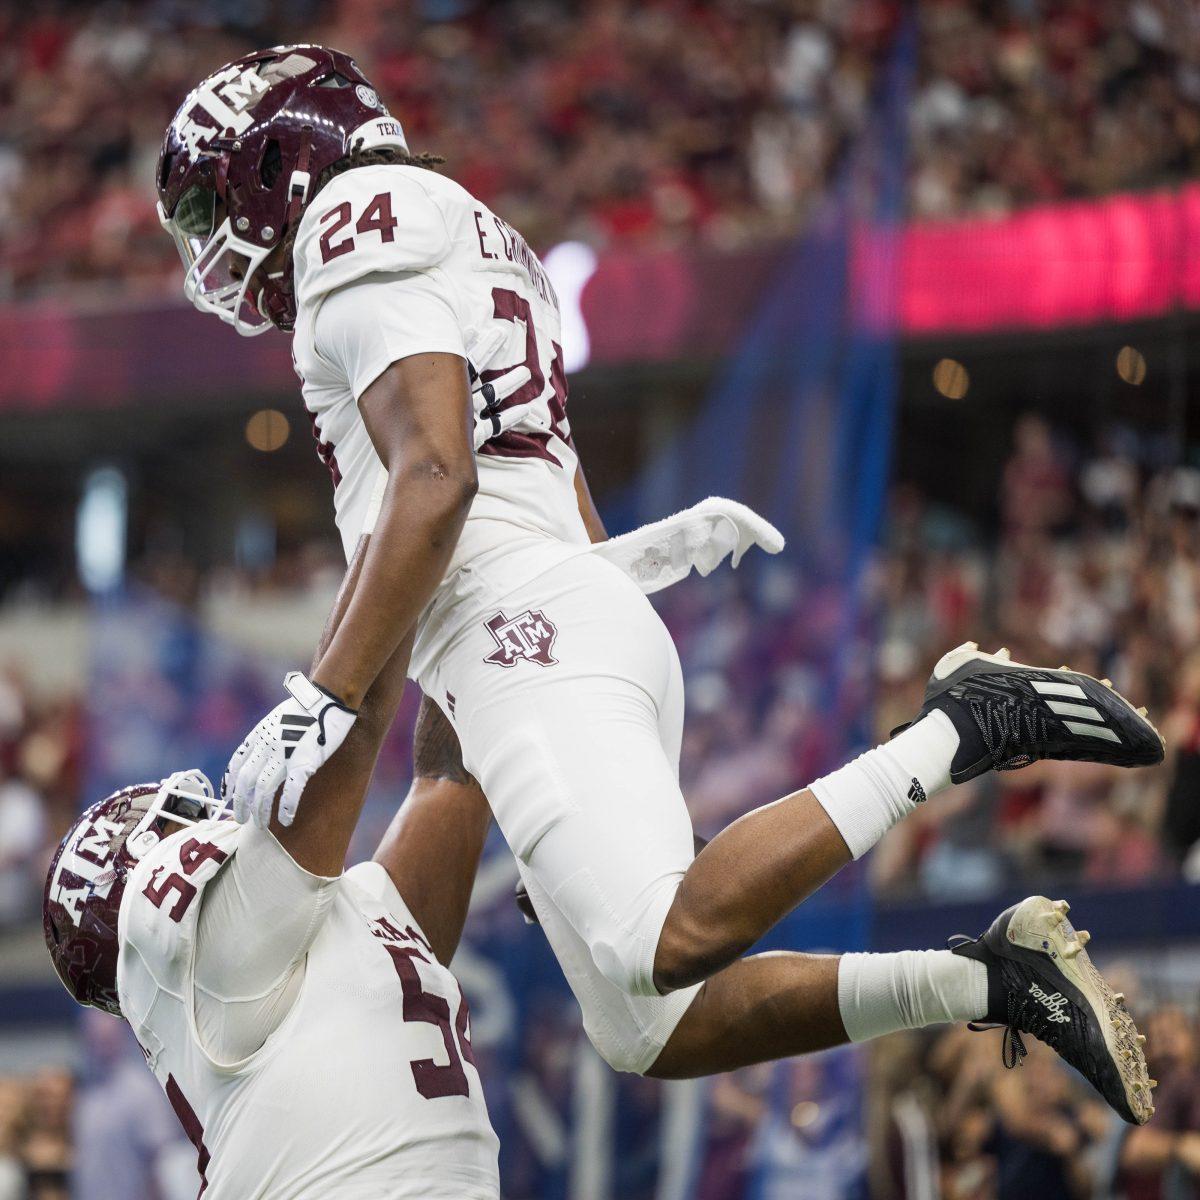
[590, 497, 785, 595]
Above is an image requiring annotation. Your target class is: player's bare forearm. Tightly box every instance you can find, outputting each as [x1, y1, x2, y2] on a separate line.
[574, 459, 607, 543]
[311, 353, 477, 709]
[373, 696, 491, 965]
[268, 538, 413, 875]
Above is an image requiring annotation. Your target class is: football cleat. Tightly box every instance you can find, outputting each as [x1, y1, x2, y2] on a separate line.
[895, 642, 1164, 784]
[950, 896, 1153, 1125]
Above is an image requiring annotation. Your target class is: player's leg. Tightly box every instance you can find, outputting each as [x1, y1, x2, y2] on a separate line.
[439, 560, 1160, 1101]
[648, 949, 976, 1076]
[648, 895, 1155, 1126]
[455, 574, 981, 1075]
[651, 642, 1164, 992]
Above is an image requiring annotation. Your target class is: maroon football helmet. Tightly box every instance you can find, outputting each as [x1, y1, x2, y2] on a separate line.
[43, 771, 226, 1016]
[156, 45, 408, 335]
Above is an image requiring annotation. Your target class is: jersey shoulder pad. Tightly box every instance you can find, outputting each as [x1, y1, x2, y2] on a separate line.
[343, 860, 414, 921]
[119, 821, 239, 994]
[293, 165, 453, 311]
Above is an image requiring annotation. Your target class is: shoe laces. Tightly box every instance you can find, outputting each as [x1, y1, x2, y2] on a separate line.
[965, 1021, 1029, 1069]
[947, 934, 1041, 1072]
[966, 687, 1048, 772]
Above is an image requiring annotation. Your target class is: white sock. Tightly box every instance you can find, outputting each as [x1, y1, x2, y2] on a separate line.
[837, 949, 988, 1042]
[809, 711, 959, 859]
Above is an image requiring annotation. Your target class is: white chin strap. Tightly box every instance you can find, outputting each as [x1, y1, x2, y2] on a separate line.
[126, 769, 229, 861]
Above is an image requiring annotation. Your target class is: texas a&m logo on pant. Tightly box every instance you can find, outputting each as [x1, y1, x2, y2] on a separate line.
[483, 609, 559, 668]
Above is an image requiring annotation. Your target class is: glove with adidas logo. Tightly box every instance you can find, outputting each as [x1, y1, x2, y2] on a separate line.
[224, 672, 358, 829]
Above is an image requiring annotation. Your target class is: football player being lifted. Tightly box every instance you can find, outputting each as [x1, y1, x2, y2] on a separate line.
[159, 46, 1164, 1125]
[44, 570, 501, 1199]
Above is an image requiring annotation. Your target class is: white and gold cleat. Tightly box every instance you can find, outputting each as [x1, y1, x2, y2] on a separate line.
[949, 895, 1154, 1125]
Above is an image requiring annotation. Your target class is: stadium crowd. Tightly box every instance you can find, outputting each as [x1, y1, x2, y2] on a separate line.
[864, 999, 1200, 1200]
[1, 0, 1199, 301]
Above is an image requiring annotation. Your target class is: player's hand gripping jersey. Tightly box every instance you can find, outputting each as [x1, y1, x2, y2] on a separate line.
[117, 819, 498, 1200]
[291, 164, 593, 678]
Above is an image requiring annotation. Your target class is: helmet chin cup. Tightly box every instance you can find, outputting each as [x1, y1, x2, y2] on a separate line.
[126, 830, 160, 861]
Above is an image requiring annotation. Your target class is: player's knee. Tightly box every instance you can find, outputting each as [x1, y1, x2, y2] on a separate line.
[590, 930, 660, 999]
[652, 911, 747, 994]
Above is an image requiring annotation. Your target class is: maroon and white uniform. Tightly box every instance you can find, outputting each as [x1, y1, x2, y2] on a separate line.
[117, 819, 498, 1200]
[290, 163, 782, 1074]
[291, 164, 594, 683]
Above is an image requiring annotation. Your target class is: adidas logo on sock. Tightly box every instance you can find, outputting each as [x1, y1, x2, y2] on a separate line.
[1028, 982, 1072, 1023]
[907, 778, 927, 804]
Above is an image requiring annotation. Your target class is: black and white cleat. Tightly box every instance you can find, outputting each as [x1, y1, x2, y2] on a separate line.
[950, 895, 1155, 1125]
[895, 641, 1165, 784]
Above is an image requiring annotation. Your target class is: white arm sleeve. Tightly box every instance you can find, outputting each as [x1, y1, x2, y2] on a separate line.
[192, 825, 338, 1067]
[314, 270, 468, 402]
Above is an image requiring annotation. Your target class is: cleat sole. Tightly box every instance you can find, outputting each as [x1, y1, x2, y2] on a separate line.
[1005, 896, 1153, 1124]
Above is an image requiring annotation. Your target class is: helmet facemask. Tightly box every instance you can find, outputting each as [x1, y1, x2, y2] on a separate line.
[159, 186, 279, 337]
[123, 769, 229, 860]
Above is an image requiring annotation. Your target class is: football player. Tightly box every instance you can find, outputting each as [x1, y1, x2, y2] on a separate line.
[158, 46, 1163, 1125]
[43, 563, 501, 1198]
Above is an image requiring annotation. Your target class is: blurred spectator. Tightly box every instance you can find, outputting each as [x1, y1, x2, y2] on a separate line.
[1162, 651, 1200, 876]
[1120, 1005, 1200, 1198]
[18, 1070, 70, 1200]
[72, 1012, 193, 1200]
[0, 772, 44, 928]
[2, 1, 1199, 304]
[0, 1078, 26, 1200]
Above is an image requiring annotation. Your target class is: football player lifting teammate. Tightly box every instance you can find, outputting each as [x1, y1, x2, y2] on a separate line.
[44, 566, 501, 1198]
[154, 45, 1164, 1128]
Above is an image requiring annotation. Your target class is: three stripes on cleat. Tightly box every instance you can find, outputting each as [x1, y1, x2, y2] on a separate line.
[961, 641, 1151, 746]
[1031, 678, 1123, 743]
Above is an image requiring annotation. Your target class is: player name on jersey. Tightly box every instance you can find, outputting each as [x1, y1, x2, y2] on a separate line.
[472, 210, 559, 311]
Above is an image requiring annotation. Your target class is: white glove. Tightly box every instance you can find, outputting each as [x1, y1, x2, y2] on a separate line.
[466, 323, 532, 451]
[224, 672, 358, 829]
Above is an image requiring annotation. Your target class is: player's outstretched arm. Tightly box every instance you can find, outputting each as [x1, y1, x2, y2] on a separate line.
[311, 351, 477, 710]
[223, 352, 476, 827]
[268, 537, 413, 876]
[193, 547, 417, 1064]
[372, 695, 490, 966]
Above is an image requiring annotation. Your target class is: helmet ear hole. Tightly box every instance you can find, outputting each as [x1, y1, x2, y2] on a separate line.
[260, 140, 283, 190]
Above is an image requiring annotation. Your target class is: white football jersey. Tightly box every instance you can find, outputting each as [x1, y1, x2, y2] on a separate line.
[116, 820, 499, 1200]
[290, 164, 593, 676]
